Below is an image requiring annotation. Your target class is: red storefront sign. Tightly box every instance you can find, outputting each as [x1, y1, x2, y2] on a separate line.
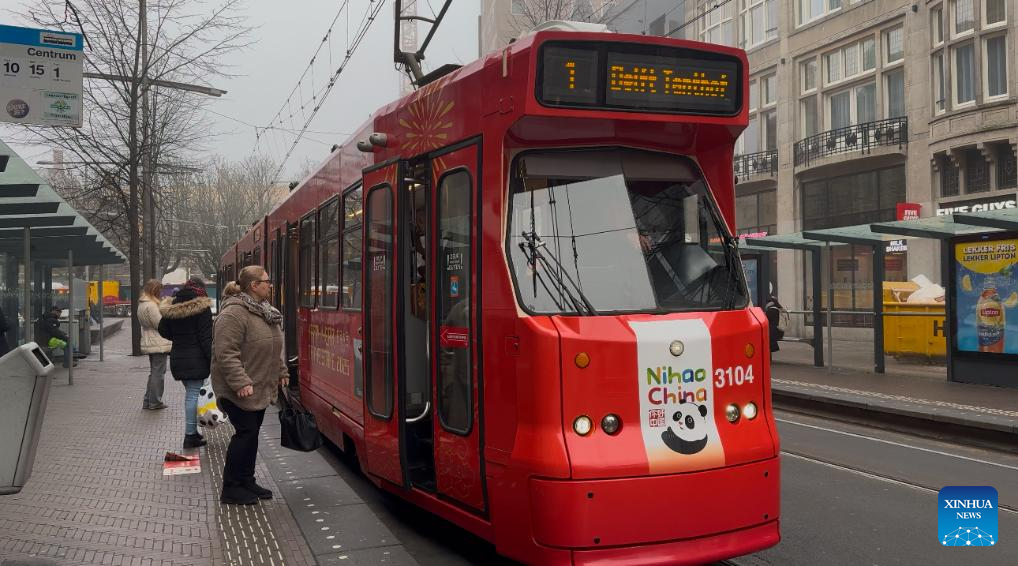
[896, 202, 921, 221]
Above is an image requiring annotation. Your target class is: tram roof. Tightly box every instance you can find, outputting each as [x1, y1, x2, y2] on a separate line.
[0, 139, 125, 266]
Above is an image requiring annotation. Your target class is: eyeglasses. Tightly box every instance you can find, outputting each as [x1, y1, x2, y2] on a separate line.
[258, 279, 272, 285]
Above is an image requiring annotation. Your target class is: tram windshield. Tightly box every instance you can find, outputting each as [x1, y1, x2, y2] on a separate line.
[508, 148, 748, 315]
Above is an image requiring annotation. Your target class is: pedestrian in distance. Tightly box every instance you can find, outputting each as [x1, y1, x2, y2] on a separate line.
[0, 304, 10, 357]
[765, 293, 784, 355]
[211, 265, 288, 505]
[138, 279, 171, 410]
[35, 306, 75, 368]
[158, 276, 214, 449]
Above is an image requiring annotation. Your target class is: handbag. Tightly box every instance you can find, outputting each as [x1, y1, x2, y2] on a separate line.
[278, 388, 323, 452]
[197, 378, 228, 427]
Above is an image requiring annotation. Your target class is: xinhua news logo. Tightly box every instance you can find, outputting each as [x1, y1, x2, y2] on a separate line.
[938, 486, 998, 547]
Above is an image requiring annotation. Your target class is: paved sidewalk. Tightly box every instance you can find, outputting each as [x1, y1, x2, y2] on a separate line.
[771, 343, 1018, 439]
[0, 326, 415, 566]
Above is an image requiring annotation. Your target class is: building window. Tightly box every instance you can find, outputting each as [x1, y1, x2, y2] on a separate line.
[965, 149, 990, 193]
[736, 190, 777, 235]
[763, 110, 778, 150]
[941, 159, 960, 196]
[802, 59, 817, 92]
[511, 0, 526, 16]
[744, 115, 760, 154]
[741, 0, 777, 48]
[886, 69, 905, 118]
[884, 26, 904, 64]
[749, 79, 759, 111]
[762, 74, 777, 106]
[799, 0, 841, 26]
[802, 95, 819, 136]
[997, 145, 1017, 189]
[932, 5, 944, 46]
[953, 43, 975, 105]
[984, 0, 1006, 27]
[649, 14, 666, 36]
[932, 52, 946, 114]
[952, 0, 975, 36]
[825, 38, 875, 85]
[984, 35, 1008, 99]
[829, 82, 875, 129]
[318, 199, 340, 309]
[700, 1, 735, 46]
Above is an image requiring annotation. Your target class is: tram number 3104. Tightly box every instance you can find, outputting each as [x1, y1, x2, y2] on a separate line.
[714, 365, 755, 388]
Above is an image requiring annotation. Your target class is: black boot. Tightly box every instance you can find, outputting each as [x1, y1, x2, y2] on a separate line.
[241, 478, 273, 500]
[183, 433, 207, 449]
[220, 480, 258, 505]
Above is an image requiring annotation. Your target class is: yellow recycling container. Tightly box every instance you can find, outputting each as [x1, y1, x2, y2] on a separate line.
[882, 300, 946, 361]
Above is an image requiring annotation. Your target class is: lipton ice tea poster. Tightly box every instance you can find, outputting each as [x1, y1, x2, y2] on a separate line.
[954, 238, 1018, 354]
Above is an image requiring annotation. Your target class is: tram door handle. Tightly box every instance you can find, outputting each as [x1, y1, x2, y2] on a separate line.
[356, 327, 363, 352]
[405, 401, 431, 423]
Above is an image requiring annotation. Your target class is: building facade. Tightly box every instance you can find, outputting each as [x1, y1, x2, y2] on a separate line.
[481, 0, 1017, 335]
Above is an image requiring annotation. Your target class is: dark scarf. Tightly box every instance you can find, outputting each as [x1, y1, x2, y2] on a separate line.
[239, 292, 283, 326]
[185, 281, 208, 297]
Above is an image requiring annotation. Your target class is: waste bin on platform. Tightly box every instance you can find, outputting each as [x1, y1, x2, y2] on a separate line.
[0, 343, 55, 495]
[882, 281, 946, 361]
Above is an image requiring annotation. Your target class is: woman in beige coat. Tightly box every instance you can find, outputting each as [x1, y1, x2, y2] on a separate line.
[138, 279, 171, 410]
[211, 265, 289, 505]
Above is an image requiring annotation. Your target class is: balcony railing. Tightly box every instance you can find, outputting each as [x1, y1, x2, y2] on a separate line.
[793, 117, 908, 168]
[734, 150, 778, 181]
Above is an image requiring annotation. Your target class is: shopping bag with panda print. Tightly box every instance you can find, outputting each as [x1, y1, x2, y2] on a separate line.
[197, 378, 228, 427]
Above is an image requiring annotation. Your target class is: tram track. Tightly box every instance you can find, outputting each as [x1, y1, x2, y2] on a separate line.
[779, 449, 1018, 516]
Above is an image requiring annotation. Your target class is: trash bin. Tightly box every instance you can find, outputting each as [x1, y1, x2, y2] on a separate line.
[0, 343, 55, 495]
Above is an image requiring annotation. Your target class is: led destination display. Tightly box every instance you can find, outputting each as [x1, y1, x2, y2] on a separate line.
[539, 42, 741, 115]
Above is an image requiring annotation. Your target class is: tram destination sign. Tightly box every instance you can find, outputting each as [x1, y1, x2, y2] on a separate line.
[0, 24, 83, 127]
[538, 41, 741, 116]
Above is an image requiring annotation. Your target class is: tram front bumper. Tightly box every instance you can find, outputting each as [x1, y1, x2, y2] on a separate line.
[529, 457, 779, 556]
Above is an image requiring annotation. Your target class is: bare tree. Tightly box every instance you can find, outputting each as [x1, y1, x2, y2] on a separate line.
[169, 155, 284, 278]
[15, 0, 251, 355]
[508, 0, 614, 34]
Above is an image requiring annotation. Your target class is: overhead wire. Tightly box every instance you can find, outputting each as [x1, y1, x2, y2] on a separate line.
[269, 0, 388, 185]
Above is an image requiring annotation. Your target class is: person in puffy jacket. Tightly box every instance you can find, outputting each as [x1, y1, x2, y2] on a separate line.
[212, 265, 288, 505]
[159, 277, 213, 449]
[138, 279, 171, 410]
[36, 306, 73, 368]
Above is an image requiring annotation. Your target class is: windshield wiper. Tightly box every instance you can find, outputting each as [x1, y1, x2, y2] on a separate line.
[520, 231, 598, 316]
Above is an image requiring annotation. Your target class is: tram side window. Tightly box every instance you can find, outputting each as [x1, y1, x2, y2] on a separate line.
[342, 187, 363, 310]
[319, 199, 341, 308]
[253, 246, 261, 267]
[300, 215, 317, 307]
[437, 171, 473, 434]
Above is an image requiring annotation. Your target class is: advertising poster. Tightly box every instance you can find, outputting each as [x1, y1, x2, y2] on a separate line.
[954, 238, 1018, 354]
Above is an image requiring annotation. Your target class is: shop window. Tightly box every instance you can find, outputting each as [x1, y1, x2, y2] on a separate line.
[941, 159, 960, 197]
[299, 214, 316, 307]
[319, 198, 340, 309]
[965, 149, 990, 193]
[342, 186, 363, 310]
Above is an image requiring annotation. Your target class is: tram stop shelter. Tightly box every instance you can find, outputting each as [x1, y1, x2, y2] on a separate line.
[746, 209, 1018, 387]
[1, 139, 126, 376]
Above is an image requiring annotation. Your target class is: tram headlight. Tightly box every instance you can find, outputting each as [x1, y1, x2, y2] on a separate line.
[573, 415, 593, 436]
[600, 414, 621, 435]
[743, 402, 759, 420]
[725, 404, 741, 423]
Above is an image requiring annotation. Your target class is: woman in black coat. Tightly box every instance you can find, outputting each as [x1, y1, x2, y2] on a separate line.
[158, 279, 213, 449]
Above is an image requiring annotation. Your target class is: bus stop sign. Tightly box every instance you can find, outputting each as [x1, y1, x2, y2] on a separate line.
[0, 24, 83, 127]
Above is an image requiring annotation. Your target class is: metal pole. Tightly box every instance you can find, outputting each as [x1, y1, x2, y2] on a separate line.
[99, 266, 105, 361]
[873, 245, 885, 374]
[826, 243, 833, 372]
[942, 240, 953, 382]
[67, 249, 74, 385]
[811, 249, 824, 367]
[22, 227, 30, 345]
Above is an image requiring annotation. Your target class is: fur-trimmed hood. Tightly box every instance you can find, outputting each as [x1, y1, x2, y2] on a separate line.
[160, 295, 212, 319]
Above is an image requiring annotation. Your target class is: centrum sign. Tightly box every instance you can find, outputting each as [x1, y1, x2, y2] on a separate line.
[0, 24, 83, 127]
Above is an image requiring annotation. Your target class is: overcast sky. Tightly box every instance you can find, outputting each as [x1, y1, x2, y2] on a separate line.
[0, 0, 480, 181]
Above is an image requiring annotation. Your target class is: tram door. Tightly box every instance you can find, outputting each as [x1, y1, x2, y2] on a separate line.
[283, 224, 300, 382]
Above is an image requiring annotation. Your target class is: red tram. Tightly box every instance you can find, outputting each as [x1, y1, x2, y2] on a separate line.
[221, 27, 780, 565]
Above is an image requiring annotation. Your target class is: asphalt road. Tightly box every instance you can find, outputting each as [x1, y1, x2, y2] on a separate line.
[316, 411, 1018, 565]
